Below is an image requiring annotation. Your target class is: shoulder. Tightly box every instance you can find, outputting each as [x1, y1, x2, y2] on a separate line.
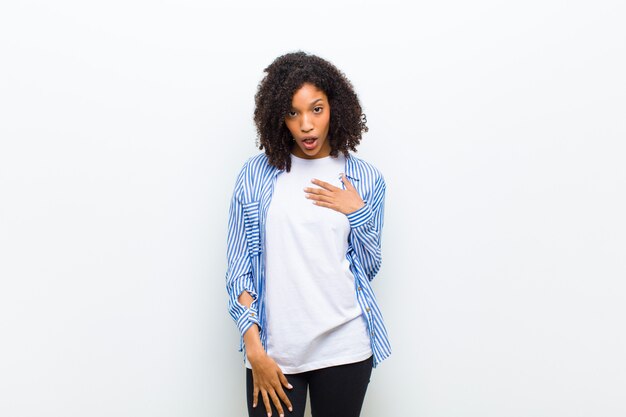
[232, 152, 278, 196]
[235, 152, 276, 179]
[346, 153, 385, 184]
[241, 152, 272, 172]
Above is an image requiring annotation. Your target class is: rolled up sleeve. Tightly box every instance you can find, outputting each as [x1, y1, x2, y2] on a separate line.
[225, 170, 262, 347]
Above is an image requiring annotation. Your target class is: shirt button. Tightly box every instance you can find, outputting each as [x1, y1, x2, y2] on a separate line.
[250, 312, 255, 317]
[358, 287, 362, 291]
[366, 307, 371, 312]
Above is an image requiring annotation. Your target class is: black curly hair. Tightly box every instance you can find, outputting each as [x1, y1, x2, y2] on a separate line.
[254, 51, 368, 172]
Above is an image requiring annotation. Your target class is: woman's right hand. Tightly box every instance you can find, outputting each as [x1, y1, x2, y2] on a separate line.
[248, 349, 293, 417]
[237, 291, 292, 416]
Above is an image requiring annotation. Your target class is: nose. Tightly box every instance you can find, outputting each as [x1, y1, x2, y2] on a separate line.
[300, 114, 313, 133]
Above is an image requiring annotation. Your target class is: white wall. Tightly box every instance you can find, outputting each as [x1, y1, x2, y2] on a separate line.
[1, 1, 625, 416]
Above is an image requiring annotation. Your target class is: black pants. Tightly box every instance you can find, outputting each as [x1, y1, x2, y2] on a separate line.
[246, 356, 373, 417]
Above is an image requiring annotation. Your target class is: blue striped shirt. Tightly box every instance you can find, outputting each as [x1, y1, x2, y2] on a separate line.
[226, 152, 391, 367]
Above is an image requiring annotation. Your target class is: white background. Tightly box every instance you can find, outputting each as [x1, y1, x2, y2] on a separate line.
[1, 1, 625, 416]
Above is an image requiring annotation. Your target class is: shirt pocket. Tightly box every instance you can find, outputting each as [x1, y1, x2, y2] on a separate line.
[242, 200, 261, 257]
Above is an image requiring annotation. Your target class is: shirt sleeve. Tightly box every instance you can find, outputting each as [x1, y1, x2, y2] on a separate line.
[225, 168, 261, 346]
[346, 174, 386, 281]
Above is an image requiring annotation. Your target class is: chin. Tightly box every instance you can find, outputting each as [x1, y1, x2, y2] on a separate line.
[293, 140, 330, 159]
[301, 148, 323, 158]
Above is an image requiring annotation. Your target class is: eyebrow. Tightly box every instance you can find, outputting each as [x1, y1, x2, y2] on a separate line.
[291, 98, 325, 110]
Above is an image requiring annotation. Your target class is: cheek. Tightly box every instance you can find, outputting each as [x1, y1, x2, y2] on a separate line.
[322, 113, 331, 131]
[284, 119, 297, 136]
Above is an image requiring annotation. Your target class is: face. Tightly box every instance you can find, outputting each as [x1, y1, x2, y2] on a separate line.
[285, 83, 331, 159]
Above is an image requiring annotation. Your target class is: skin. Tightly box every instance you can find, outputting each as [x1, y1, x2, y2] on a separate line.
[240, 82, 366, 416]
[286, 82, 332, 160]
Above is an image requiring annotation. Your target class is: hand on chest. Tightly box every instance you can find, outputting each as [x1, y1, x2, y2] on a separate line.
[268, 156, 349, 234]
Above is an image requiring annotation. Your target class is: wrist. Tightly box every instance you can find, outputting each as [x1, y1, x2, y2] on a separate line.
[342, 200, 364, 215]
[352, 201, 365, 213]
[246, 345, 266, 363]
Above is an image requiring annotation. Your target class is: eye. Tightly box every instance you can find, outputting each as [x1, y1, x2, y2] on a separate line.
[313, 106, 323, 114]
[287, 110, 297, 118]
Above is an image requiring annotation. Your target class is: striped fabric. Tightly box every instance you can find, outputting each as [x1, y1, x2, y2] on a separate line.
[226, 152, 391, 367]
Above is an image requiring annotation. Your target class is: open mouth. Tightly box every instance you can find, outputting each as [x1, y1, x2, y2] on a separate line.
[301, 137, 318, 150]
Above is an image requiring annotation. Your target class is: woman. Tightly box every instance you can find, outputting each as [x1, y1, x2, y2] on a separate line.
[226, 51, 390, 417]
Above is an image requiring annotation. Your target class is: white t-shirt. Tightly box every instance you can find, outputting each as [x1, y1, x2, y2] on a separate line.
[260, 153, 372, 374]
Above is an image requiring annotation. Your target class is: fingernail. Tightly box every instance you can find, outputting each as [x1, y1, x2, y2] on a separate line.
[280, 414, 284, 417]
[287, 383, 293, 389]
[253, 403, 256, 408]
[289, 406, 293, 411]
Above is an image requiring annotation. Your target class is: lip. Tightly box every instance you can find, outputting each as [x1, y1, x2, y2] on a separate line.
[300, 136, 318, 151]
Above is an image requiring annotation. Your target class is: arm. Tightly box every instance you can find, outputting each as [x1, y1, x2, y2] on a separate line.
[305, 173, 386, 281]
[345, 175, 386, 281]
[225, 169, 293, 416]
[225, 175, 260, 340]
[236, 270, 293, 417]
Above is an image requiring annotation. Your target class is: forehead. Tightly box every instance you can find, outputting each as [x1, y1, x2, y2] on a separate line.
[291, 83, 327, 104]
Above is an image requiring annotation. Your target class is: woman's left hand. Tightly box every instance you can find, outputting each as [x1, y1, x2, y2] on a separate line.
[304, 174, 365, 215]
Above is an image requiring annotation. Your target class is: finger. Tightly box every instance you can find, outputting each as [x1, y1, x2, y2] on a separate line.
[261, 390, 272, 417]
[305, 193, 333, 203]
[268, 389, 284, 417]
[276, 386, 293, 413]
[311, 178, 339, 191]
[278, 373, 294, 411]
[253, 383, 259, 408]
[304, 186, 333, 197]
[341, 174, 355, 190]
[279, 372, 293, 390]
[312, 201, 334, 209]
